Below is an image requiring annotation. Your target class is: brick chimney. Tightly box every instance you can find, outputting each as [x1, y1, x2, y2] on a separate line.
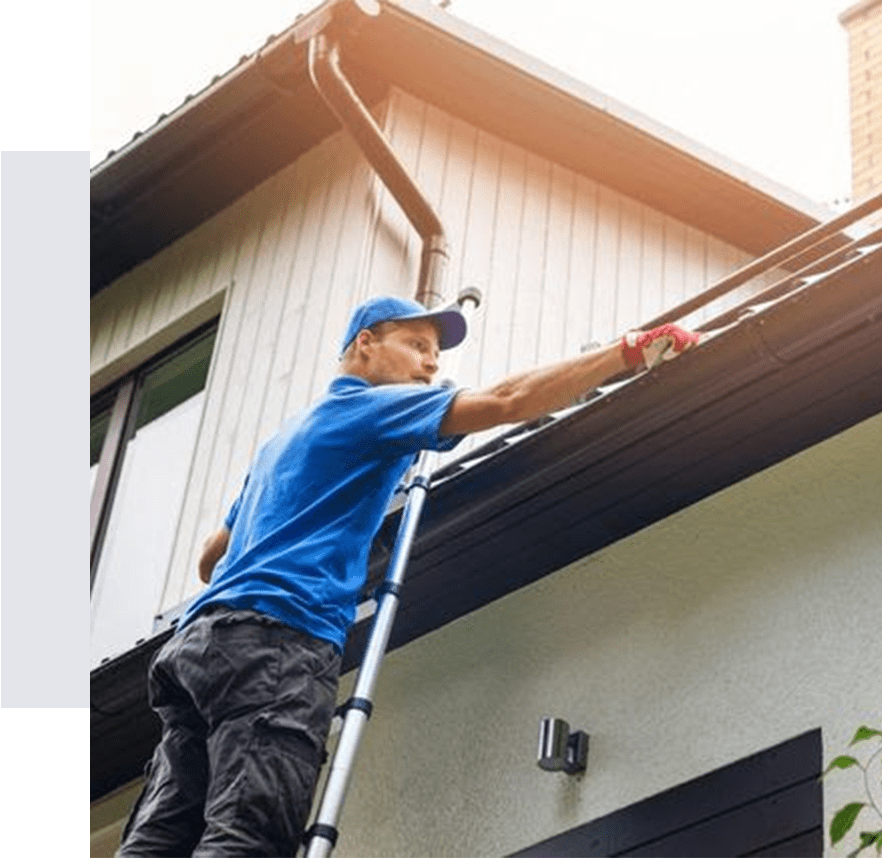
[841, 0, 882, 202]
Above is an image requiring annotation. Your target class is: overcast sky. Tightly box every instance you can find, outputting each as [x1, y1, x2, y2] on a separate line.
[90, 0, 854, 208]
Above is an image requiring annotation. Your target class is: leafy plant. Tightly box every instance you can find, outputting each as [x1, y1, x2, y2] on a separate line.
[822, 726, 882, 857]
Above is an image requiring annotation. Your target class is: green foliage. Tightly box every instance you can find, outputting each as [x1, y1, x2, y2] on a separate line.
[831, 804, 865, 846]
[823, 726, 882, 858]
[853, 832, 882, 857]
[851, 727, 882, 746]
[826, 756, 862, 775]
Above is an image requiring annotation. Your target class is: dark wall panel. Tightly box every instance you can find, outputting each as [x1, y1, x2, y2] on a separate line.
[511, 729, 822, 858]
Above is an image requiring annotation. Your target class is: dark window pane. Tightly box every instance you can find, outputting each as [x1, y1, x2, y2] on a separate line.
[134, 328, 216, 431]
[91, 388, 118, 467]
[90, 408, 112, 467]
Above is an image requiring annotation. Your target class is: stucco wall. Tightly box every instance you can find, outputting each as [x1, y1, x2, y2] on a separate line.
[326, 411, 882, 857]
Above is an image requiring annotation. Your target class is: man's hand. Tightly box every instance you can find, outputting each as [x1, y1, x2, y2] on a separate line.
[198, 528, 230, 584]
[621, 324, 701, 371]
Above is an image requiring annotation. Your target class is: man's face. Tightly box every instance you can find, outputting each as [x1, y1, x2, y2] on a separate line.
[360, 318, 441, 386]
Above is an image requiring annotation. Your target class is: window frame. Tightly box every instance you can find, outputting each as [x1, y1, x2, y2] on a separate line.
[89, 320, 218, 588]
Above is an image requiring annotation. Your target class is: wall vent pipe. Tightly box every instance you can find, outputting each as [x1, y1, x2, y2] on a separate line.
[308, 28, 450, 308]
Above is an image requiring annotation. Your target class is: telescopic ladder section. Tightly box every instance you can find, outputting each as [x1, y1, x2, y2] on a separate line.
[305, 289, 480, 858]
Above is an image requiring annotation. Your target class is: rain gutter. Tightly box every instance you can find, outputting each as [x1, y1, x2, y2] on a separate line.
[305, 2, 449, 307]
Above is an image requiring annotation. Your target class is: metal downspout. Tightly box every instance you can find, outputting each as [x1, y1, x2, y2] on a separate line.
[307, 29, 449, 308]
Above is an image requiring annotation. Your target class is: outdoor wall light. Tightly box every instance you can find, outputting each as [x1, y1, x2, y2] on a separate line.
[537, 717, 589, 775]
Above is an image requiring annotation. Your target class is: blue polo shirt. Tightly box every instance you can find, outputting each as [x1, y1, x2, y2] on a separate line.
[177, 375, 463, 652]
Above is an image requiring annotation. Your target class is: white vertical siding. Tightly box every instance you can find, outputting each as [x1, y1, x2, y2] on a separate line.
[508, 152, 549, 375]
[164, 130, 379, 608]
[89, 203, 243, 395]
[359, 97, 420, 301]
[567, 174, 600, 355]
[454, 128, 503, 396]
[91, 86, 791, 626]
[537, 164, 575, 368]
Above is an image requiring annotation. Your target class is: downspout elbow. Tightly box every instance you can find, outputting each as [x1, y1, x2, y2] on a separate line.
[307, 31, 449, 307]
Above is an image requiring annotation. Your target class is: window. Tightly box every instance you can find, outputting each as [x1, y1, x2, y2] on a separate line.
[90, 322, 217, 667]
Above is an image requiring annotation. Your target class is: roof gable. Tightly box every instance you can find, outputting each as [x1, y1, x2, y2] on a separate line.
[91, 0, 830, 293]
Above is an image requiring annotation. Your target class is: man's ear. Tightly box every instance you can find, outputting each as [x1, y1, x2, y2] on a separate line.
[356, 328, 377, 351]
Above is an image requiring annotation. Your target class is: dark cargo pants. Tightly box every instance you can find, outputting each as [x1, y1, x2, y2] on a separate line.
[116, 607, 341, 857]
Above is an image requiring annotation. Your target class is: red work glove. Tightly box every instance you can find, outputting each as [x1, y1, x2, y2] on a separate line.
[621, 324, 701, 370]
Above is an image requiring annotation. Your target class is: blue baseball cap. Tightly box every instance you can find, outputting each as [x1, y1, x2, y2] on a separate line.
[340, 295, 467, 356]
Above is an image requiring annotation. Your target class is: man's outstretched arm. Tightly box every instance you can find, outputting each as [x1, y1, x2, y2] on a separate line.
[440, 324, 699, 437]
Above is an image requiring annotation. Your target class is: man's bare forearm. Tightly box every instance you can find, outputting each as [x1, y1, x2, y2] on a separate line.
[441, 342, 626, 436]
[486, 342, 625, 419]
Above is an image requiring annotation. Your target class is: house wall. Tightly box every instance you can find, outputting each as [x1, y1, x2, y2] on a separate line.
[90, 87, 781, 666]
[90, 411, 882, 855]
[328, 411, 882, 858]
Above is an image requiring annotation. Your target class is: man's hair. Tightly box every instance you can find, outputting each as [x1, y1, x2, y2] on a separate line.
[340, 319, 400, 362]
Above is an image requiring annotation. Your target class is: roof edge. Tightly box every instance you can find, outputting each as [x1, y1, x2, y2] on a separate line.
[92, 0, 832, 223]
[386, 0, 833, 221]
[90, 0, 342, 175]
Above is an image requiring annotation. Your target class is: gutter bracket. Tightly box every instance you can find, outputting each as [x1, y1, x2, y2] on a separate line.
[743, 314, 789, 369]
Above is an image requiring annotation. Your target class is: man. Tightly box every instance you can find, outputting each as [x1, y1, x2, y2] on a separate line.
[117, 295, 699, 857]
